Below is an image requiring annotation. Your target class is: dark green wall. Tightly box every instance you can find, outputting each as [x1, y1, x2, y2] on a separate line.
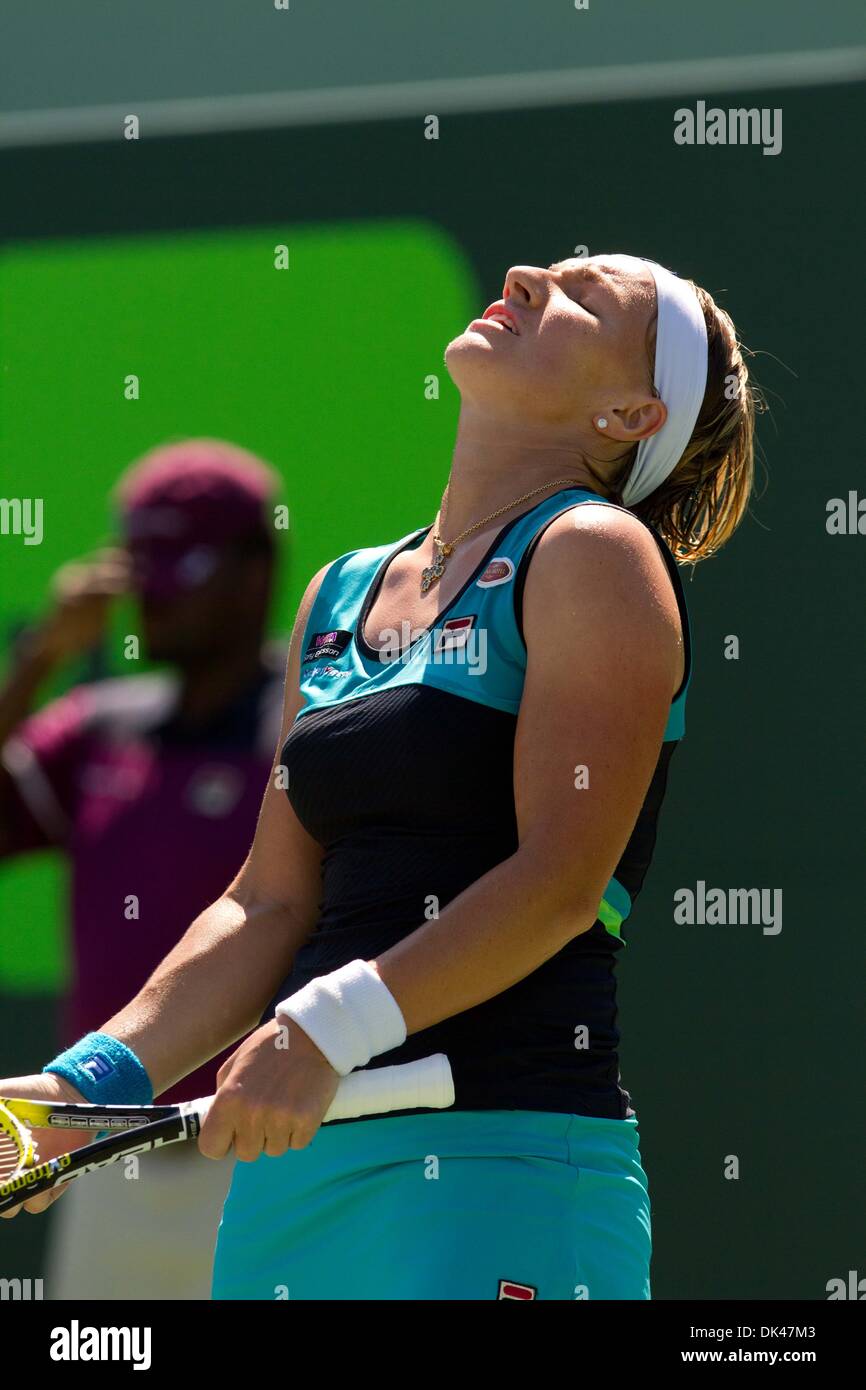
[1, 79, 863, 1297]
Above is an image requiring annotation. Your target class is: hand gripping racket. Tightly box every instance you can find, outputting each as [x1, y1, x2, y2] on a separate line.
[0, 1052, 454, 1214]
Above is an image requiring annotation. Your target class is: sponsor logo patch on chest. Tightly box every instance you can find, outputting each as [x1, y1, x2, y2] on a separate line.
[476, 556, 515, 588]
[433, 614, 476, 653]
[302, 629, 353, 663]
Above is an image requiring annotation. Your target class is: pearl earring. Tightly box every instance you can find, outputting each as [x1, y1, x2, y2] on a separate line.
[597, 417, 608, 429]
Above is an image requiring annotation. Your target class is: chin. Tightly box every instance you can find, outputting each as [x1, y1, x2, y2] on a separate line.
[444, 329, 506, 392]
[444, 329, 473, 362]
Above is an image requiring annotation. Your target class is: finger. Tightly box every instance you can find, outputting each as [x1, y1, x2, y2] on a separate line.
[197, 1101, 239, 1161]
[0, 1181, 68, 1220]
[288, 1117, 319, 1151]
[92, 547, 131, 566]
[54, 577, 114, 606]
[68, 572, 127, 598]
[24, 1185, 69, 1215]
[81, 554, 130, 580]
[94, 554, 132, 585]
[54, 557, 128, 597]
[233, 1126, 267, 1164]
[263, 1126, 294, 1158]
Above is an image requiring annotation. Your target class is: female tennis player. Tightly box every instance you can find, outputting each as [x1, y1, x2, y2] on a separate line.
[2, 253, 757, 1300]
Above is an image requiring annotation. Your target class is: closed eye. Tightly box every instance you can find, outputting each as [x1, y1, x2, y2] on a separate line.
[548, 262, 606, 319]
[567, 292, 598, 319]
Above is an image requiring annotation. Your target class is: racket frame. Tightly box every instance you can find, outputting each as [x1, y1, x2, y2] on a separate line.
[0, 1100, 203, 1214]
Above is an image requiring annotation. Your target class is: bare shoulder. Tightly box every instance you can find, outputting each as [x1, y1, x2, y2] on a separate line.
[528, 502, 677, 606]
[522, 503, 684, 695]
[290, 562, 333, 653]
[278, 560, 339, 738]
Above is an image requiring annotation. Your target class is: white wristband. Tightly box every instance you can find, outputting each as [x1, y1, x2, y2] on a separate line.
[275, 960, 407, 1077]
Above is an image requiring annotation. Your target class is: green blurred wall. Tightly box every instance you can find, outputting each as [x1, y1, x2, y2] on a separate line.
[1, 77, 863, 1297]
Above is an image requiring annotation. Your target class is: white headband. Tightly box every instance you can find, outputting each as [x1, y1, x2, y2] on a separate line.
[602, 255, 708, 507]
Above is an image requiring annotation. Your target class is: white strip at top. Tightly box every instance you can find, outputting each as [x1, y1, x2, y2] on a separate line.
[0, 47, 863, 149]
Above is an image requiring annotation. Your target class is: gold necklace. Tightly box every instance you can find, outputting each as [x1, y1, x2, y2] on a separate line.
[420, 477, 582, 595]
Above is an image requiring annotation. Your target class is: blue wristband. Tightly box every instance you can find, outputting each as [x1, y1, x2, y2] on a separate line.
[43, 1031, 154, 1106]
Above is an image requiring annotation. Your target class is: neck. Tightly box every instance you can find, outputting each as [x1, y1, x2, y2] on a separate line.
[436, 402, 611, 540]
[176, 634, 265, 727]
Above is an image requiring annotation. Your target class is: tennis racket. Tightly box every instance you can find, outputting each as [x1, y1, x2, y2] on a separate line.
[0, 1052, 454, 1215]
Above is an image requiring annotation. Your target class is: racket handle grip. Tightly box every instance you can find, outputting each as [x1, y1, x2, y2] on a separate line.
[325, 1053, 454, 1122]
[187, 1052, 454, 1128]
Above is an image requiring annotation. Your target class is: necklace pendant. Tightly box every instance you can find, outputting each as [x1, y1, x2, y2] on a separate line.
[420, 553, 447, 594]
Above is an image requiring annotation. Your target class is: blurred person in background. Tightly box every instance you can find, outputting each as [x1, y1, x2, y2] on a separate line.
[0, 439, 286, 1299]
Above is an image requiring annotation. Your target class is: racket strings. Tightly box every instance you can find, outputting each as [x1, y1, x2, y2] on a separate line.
[0, 1103, 37, 1184]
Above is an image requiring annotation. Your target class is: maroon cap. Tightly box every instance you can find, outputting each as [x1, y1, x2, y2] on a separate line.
[115, 439, 280, 598]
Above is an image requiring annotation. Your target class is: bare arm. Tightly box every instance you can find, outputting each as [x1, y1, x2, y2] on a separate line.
[98, 564, 331, 1097]
[373, 506, 683, 1028]
[0, 549, 129, 855]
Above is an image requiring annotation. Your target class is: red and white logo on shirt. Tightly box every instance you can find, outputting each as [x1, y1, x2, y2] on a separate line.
[433, 615, 476, 654]
[497, 1279, 537, 1300]
[476, 557, 515, 588]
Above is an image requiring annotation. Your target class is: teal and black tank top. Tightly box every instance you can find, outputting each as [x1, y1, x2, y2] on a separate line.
[263, 486, 693, 1120]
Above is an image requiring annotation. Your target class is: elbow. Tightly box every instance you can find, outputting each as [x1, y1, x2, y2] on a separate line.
[548, 902, 599, 949]
[517, 834, 606, 945]
[525, 872, 602, 951]
[515, 848, 604, 949]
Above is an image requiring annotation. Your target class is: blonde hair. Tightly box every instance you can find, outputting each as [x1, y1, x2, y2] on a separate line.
[608, 282, 765, 565]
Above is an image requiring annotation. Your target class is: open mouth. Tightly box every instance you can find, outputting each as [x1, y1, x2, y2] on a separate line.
[480, 303, 519, 334]
[484, 312, 516, 333]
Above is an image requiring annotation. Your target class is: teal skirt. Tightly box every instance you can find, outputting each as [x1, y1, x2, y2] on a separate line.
[212, 1109, 651, 1301]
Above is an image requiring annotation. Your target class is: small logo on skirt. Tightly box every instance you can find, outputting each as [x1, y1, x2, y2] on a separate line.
[497, 1279, 537, 1300]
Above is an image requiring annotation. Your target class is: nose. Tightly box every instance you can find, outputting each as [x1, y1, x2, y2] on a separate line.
[502, 265, 549, 308]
